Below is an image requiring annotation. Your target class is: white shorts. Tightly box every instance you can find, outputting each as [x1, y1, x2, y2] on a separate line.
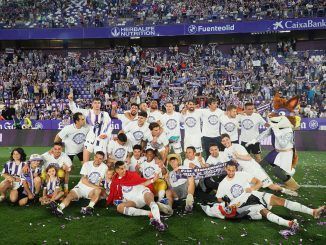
[84, 133, 108, 158]
[252, 191, 272, 210]
[184, 136, 202, 153]
[72, 183, 95, 200]
[122, 185, 151, 209]
[169, 141, 183, 154]
[240, 160, 273, 188]
[274, 151, 294, 175]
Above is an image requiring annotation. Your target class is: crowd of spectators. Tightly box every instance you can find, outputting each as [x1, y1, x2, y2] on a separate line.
[0, 0, 325, 29]
[0, 41, 325, 121]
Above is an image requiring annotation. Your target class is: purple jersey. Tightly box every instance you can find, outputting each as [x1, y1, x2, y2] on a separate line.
[2, 161, 26, 177]
[44, 177, 61, 196]
[20, 169, 34, 195]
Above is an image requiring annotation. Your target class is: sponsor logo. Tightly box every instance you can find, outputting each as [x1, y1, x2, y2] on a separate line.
[273, 19, 326, 30]
[111, 26, 156, 37]
[187, 24, 235, 34]
[309, 120, 319, 129]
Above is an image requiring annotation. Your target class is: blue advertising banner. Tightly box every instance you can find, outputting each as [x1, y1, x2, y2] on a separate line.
[0, 17, 325, 40]
[0, 118, 324, 130]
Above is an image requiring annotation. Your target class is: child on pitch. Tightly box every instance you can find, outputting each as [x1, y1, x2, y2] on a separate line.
[39, 166, 64, 206]
[15, 154, 44, 206]
[100, 167, 115, 200]
[0, 148, 27, 203]
[139, 148, 168, 203]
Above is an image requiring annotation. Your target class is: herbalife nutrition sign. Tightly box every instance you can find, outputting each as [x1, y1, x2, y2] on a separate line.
[0, 17, 325, 40]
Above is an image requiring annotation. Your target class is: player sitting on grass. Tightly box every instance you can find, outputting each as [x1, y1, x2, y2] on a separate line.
[139, 148, 168, 202]
[201, 161, 325, 229]
[0, 148, 27, 203]
[15, 154, 44, 206]
[163, 154, 196, 213]
[221, 134, 297, 196]
[107, 161, 168, 232]
[39, 166, 64, 206]
[51, 151, 108, 216]
[41, 142, 72, 195]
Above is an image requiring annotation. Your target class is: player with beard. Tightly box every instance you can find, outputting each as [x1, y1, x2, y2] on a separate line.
[219, 105, 239, 150]
[147, 100, 163, 124]
[68, 94, 112, 163]
[181, 100, 203, 154]
[112, 103, 139, 128]
[238, 103, 269, 162]
[161, 101, 183, 155]
[201, 161, 325, 229]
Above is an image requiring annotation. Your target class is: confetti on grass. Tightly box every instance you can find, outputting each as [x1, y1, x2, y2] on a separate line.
[279, 229, 297, 239]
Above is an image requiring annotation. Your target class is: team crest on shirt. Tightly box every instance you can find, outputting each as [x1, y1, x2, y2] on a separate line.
[224, 122, 236, 132]
[242, 119, 254, 130]
[279, 132, 294, 145]
[166, 119, 177, 130]
[208, 115, 219, 125]
[150, 141, 163, 149]
[185, 117, 197, 127]
[230, 184, 244, 198]
[170, 172, 178, 183]
[88, 172, 101, 184]
[133, 131, 144, 140]
[143, 166, 155, 179]
[114, 148, 126, 159]
[148, 116, 155, 123]
[72, 133, 86, 144]
[122, 186, 133, 193]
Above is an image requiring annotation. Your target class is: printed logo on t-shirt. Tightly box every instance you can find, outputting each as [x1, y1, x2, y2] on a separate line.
[143, 166, 156, 179]
[170, 171, 178, 183]
[224, 122, 236, 132]
[230, 184, 244, 198]
[242, 119, 254, 130]
[166, 119, 177, 130]
[72, 133, 86, 144]
[122, 186, 133, 193]
[185, 117, 197, 128]
[208, 115, 219, 125]
[114, 148, 126, 159]
[133, 131, 144, 141]
[279, 132, 294, 144]
[148, 116, 155, 123]
[88, 172, 101, 184]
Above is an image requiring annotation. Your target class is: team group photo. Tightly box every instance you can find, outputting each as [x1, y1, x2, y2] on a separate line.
[0, 0, 325, 244]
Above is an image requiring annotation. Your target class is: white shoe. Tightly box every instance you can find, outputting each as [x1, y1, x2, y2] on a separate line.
[185, 194, 194, 207]
[157, 202, 173, 216]
[281, 188, 298, 197]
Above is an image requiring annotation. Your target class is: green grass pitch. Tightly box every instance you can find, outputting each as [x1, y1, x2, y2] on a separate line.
[0, 147, 325, 244]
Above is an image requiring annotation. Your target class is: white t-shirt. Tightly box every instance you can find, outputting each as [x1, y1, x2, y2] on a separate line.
[107, 140, 132, 161]
[42, 152, 72, 171]
[201, 108, 224, 137]
[147, 110, 163, 123]
[168, 166, 187, 188]
[128, 155, 146, 171]
[206, 152, 228, 166]
[216, 171, 253, 201]
[143, 132, 169, 151]
[117, 113, 138, 129]
[124, 121, 150, 145]
[183, 156, 205, 169]
[161, 112, 182, 138]
[79, 161, 108, 185]
[182, 110, 202, 137]
[220, 115, 239, 141]
[58, 124, 90, 155]
[139, 159, 161, 179]
[239, 113, 266, 142]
